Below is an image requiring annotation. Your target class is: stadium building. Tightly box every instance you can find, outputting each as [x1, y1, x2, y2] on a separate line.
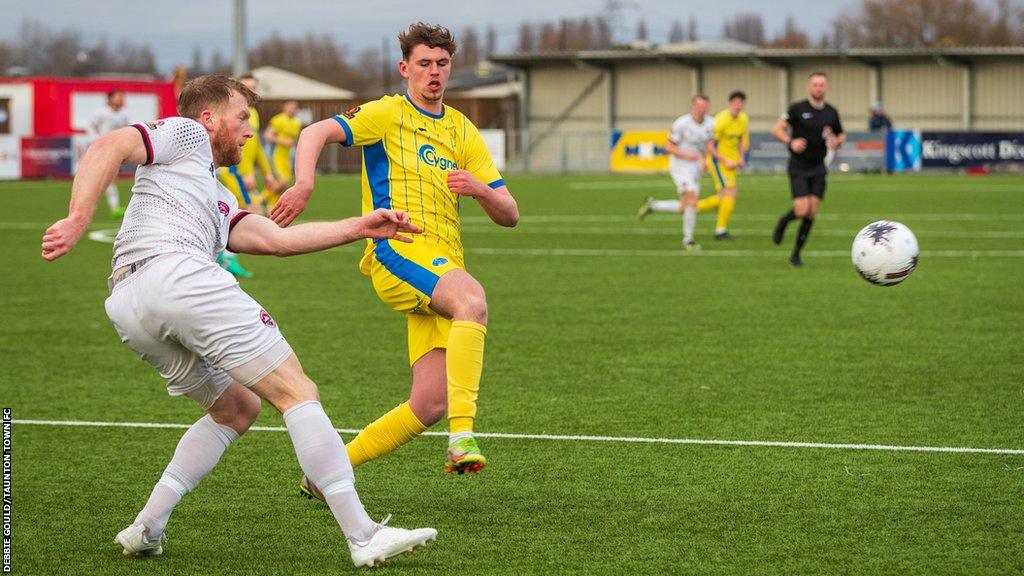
[490, 42, 1024, 172]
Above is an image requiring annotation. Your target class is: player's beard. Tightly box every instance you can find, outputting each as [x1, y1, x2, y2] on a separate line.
[212, 128, 242, 167]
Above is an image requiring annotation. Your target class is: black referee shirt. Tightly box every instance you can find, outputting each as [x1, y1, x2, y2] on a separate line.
[785, 100, 843, 171]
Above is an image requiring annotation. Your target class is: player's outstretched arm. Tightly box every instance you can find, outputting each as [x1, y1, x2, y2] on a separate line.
[229, 208, 422, 257]
[447, 170, 519, 227]
[270, 119, 348, 227]
[41, 127, 148, 261]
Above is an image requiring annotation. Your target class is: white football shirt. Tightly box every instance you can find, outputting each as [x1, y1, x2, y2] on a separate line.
[668, 113, 715, 172]
[90, 105, 130, 137]
[111, 117, 249, 269]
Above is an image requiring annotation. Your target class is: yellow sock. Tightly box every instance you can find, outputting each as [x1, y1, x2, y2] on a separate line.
[345, 401, 427, 467]
[716, 196, 735, 231]
[696, 195, 720, 213]
[447, 320, 487, 434]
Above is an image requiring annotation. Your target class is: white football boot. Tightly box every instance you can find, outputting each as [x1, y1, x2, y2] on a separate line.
[114, 523, 165, 556]
[347, 514, 437, 568]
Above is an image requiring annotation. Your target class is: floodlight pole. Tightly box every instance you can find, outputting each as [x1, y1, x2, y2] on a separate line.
[233, 0, 248, 77]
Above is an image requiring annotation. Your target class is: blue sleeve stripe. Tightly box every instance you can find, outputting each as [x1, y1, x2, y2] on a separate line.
[488, 178, 505, 189]
[332, 116, 354, 147]
[228, 165, 251, 204]
[373, 240, 440, 296]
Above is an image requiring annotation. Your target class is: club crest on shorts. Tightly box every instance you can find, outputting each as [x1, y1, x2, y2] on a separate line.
[431, 257, 448, 267]
[259, 309, 276, 327]
[217, 201, 230, 216]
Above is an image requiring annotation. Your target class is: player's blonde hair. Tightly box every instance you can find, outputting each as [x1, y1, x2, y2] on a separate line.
[399, 22, 457, 60]
[177, 75, 258, 120]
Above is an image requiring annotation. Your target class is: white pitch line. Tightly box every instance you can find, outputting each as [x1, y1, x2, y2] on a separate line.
[460, 213, 1024, 223]
[462, 226, 1024, 239]
[12, 418, 1024, 456]
[469, 247, 1024, 258]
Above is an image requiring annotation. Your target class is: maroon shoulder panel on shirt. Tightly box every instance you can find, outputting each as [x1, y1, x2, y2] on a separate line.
[131, 124, 154, 165]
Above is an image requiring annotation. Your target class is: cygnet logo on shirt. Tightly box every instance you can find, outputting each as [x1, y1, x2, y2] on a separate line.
[432, 257, 448, 267]
[217, 201, 230, 216]
[260, 309, 276, 328]
[418, 144, 457, 171]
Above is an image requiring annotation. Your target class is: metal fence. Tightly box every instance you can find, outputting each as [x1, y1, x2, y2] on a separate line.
[310, 130, 892, 175]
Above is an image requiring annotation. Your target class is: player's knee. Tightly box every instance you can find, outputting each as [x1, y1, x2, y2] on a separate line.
[414, 396, 446, 426]
[238, 391, 262, 430]
[462, 293, 488, 325]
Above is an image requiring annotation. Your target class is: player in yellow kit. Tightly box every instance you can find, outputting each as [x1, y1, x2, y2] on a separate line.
[216, 74, 279, 278]
[272, 23, 518, 489]
[700, 91, 749, 240]
[263, 100, 302, 207]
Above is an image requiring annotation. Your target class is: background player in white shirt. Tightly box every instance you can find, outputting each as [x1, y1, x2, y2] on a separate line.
[88, 89, 131, 217]
[638, 94, 715, 250]
[41, 75, 435, 568]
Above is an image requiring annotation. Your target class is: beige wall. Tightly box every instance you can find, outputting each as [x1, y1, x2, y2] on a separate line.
[521, 58, 1024, 153]
[972, 62, 1024, 130]
[703, 62, 784, 130]
[881, 62, 965, 129]
[528, 66, 607, 128]
[614, 62, 695, 131]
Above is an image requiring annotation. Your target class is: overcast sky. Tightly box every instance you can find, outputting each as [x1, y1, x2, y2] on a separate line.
[0, 0, 1000, 71]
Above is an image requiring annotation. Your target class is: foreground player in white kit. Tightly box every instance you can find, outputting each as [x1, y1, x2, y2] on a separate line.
[88, 89, 130, 217]
[41, 75, 436, 568]
[638, 94, 715, 250]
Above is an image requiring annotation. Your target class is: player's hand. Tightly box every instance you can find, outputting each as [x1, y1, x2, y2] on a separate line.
[721, 158, 737, 169]
[41, 217, 87, 261]
[790, 138, 807, 153]
[826, 137, 841, 151]
[264, 174, 280, 192]
[242, 174, 257, 192]
[447, 170, 487, 198]
[359, 208, 423, 243]
[271, 184, 311, 227]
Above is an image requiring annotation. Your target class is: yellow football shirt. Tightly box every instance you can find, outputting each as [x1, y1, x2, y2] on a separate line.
[239, 107, 271, 175]
[332, 94, 503, 257]
[712, 109, 749, 161]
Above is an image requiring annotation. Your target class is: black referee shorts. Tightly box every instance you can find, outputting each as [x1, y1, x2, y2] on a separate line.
[788, 164, 827, 199]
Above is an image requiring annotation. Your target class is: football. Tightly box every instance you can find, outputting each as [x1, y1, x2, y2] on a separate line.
[851, 221, 919, 286]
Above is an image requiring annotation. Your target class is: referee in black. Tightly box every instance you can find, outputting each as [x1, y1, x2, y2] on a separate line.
[770, 71, 845, 267]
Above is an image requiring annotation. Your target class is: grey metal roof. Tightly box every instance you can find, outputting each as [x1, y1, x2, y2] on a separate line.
[491, 42, 1024, 68]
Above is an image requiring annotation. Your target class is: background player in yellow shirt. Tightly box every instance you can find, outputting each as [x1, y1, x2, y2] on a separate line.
[263, 100, 302, 207]
[216, 74, 279, 278]
[699, 91, 749, 240]
[272, 23, 519, 487]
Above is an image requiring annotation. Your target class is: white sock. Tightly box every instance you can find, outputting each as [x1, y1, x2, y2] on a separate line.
[683, 207, 696, 243]
[650, 200, 682, 213]
[449, 431, 472, 445]
[283, 400, 376, 542]
[106, 183, 120, 210]
[135, 414, 238, 538]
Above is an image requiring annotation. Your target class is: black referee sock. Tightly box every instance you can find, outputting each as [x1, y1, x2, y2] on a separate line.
[773, 209, 798, 244]
[794, 217, 815, 254]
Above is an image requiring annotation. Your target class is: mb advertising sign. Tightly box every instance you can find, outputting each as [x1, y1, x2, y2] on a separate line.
[610, 130, 669, 172]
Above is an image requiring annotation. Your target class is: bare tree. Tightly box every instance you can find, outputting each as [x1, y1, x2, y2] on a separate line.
[767, 15, 810, 48]
[723, 13, 766, 45]
[457, 26, 481, 68]
[636, 19, 649, 41]
[836, 0, 1023, 47]
[517, 22, 536, 52]
[485, 25, 498, 57]
[688, 15, 698, 41]
[668, 19, 685, 43]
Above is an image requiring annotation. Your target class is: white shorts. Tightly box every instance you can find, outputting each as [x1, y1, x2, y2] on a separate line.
[105, 253, 293, 409]
[669, 166, 700, 193]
